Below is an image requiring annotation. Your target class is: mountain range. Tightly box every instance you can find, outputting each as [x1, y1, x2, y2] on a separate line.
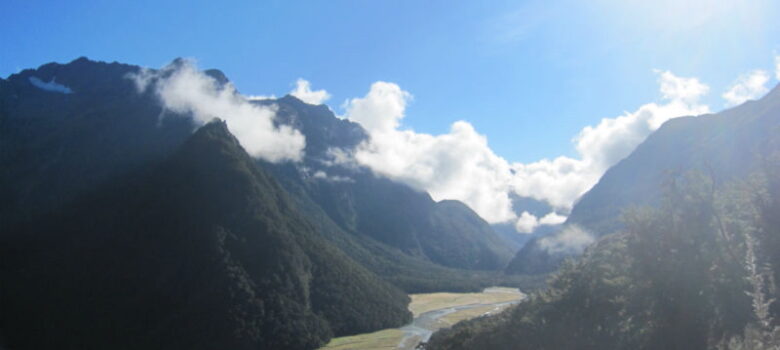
[0, 57, 533, 349]
[506, 84, 780, 275]
[5, 56, 770, 349]
[425, 82, 780, 350]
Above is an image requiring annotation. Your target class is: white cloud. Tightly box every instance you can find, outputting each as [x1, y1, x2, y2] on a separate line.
[290, 78, 331, 105]
[245, 94, 277, 101]
[514, 210, 566, 234]
[128, 60, 305, 162]
[311, 170, 354, 183]
[342, 82, 411, 133]
[539, 211, 567, 225]
[657, 69, 710, 105]
[341, 71, 710, 232]
[538, 225, 595, 254]
[29, 76, 73, 94]
[345, 83, 515, 223]
[722, 70, 770, 106]
[515, 212, 540, 234]
[509, 70, 709, 209]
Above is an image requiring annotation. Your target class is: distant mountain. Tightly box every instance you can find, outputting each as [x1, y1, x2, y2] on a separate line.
[506, 84, 780, 275]
[425, 89, 780, 350]
[1, 121, 412, 349]
[1, 57, 513, 278]
[255, 95, 514, 271]
[0, 57, 529, 348]
[568, 85, 780, 233]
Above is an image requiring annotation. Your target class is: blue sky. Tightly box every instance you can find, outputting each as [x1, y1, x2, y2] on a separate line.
[2, 0, 778, 162]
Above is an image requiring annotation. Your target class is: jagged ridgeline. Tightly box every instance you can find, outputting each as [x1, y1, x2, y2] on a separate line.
[424, 87, 780, 350]
[0, 58, 515, 279]
[0, 57, 533, 349]
[506, 84, 780, 275]
[255, 95, 514, 272]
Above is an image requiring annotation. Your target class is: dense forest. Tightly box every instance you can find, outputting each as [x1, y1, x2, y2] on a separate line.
[5, 56, 778, 350]
[425, 136, 780, 349]
[0, 122, 414, 349]
[0, 58, 530, 297]
[0, 58, 544, 349]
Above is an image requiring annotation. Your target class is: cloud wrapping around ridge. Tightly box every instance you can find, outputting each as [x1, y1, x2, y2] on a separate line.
[341, 71, 710, 230]
[129, 60, 305, 162]
[722, 70, 770, 106]
[290, 78, 331, 105]
[345, 84, 515, 223]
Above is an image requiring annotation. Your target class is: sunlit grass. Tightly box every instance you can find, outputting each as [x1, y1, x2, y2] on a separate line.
[320, 329, 405, 350]
[321, 287, 525, 349]
[438, 304, 515, 326]
[408, 287, 524, 317]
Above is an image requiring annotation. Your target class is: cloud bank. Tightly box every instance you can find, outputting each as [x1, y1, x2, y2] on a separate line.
[290, 78, 331, 105]
[722, 70, 770, 106]
[340, 71, 710, 230]
[129, 60, 305, 162]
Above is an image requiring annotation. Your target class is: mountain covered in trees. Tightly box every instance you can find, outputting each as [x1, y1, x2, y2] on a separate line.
[0, 57, 514, 275]
[0, 58, 535, 349]
[1, 120, 417, 349]
[506, 85, 780, 275]
[425, 86, 780, 350]
[254, 95, 514, 271]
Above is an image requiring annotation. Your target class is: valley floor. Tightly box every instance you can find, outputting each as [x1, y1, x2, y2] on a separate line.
[321, 287, 526, 350]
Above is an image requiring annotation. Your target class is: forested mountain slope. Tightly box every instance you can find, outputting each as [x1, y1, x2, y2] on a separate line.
[257, 95, 514, 271]
[1, 122, 412, 349]
[507, 85, 780, 275]
[428, 96, 780, 350]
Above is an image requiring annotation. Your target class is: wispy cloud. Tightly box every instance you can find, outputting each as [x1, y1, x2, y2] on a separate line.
[290, 78, 331, 105]
[245, 94, 277, 101]
[722, 70, 770, 106]
[29, 76, 73, 94]
[128, 59, 305, 162]
[538, 225, 594, 254]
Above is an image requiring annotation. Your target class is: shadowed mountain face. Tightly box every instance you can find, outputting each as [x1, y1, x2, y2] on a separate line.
[1, 57, 512, 277]
[255, 95, 514, 271]
[506, 84, 780, 275]
[1, 122, 412, 350]
[0, 58, 525, 349]
[0, 57, 196, 225]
